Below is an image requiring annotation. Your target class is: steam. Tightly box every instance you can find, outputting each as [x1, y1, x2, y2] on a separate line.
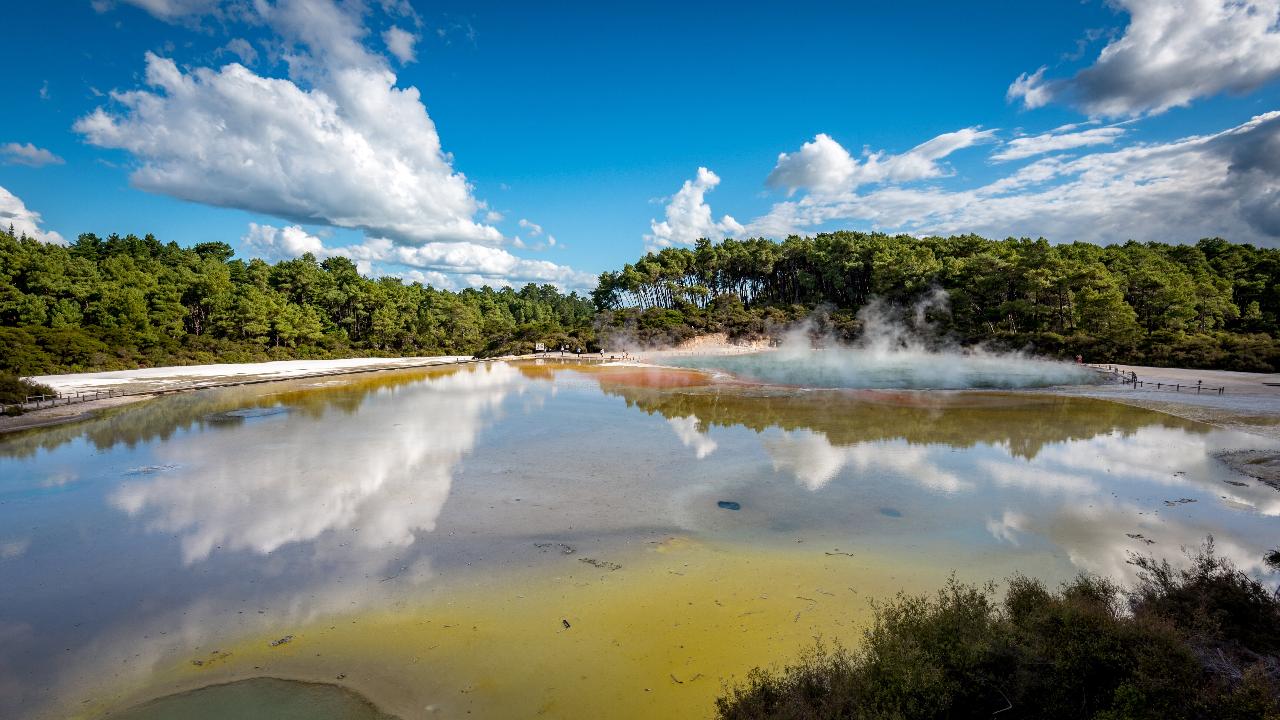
[668, 290, 1100, 390]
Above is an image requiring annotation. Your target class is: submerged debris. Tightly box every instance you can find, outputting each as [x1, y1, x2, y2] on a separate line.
[579, 557, 621, 571]
[561, 619, 571, 629]
[125, 464, 178, 475]
[269, 634, 294, 647]
[717, 501, 741, 511]
[878, 507, 903, 518]
[534, 542, 575, 555]
[1126, 533, 1156, 545]
[1163, 498, 1197, 506]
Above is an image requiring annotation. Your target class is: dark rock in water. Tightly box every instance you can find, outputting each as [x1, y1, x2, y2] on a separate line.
[878, 507, 902, 518]
[717, 501, 741, 511]
[206, 406, 290, 425]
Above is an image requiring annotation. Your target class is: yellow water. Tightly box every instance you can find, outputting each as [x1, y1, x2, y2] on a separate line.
[92, 536, 994, 719]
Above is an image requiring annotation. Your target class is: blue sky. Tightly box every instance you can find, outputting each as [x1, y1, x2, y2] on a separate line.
[3, 0, 1280, 290]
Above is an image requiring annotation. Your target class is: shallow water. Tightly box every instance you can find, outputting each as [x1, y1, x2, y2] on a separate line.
[108, 678, 394, 720]
[0, 361, 1277, 719]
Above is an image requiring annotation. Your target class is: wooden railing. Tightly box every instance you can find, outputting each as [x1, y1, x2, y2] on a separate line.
[1090, 365, 1225, 395]
[2, 388, 120, 416]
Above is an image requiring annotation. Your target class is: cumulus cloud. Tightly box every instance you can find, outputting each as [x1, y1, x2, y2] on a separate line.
[991, 126, 1126, 162]
[241, 222, 326, 262]
[748, 111, 1280, 246]
[1, 142, 64, 167]
[241, 224, 595, 290]
[645, 167, 745, 250]
[766, 128, 995, 196]
[355, 238, 595, 288]
[222, 37, 258, 66]
[1009, 0, 1280, 116]
[75, 0, 503, 246]
[0, 185, 65, 244]
[382, 26, 417, 63]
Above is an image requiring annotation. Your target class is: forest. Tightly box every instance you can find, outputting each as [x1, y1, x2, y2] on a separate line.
[0, 227, 596, 378]
[593, 233, 1280, 371]
[2, 227, 1280, 379]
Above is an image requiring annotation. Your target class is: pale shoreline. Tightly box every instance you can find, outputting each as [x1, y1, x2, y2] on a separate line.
[1, 356, 473, 435]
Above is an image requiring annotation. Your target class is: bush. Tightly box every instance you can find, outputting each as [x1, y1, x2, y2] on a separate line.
[0, 372, 54, 405]
[716, 541, 1280, 720]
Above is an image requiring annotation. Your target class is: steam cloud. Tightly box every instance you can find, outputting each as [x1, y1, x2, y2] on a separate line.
[668, 290, 1101, 390]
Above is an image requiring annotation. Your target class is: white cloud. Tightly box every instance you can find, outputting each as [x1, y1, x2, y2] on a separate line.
[749, 111, 1280, 246]
[241, 222, 326, 262]
[97, 0, 221, 20]
[222, 37, 258, 66]
[766, 133, 858, 197]
[991, 126, 1126, 162]
[358, 238, 596, 288]
[1006, 66, 1051, 109]
[766, 128, 995, 196]
[76, 0, 503, 247]
[382, 26, 417, 64]
[239, 224, 596, 289]
[1, 142, 64, 167]
[1009, 0, 1280, 116]
[0, 185, 66, 244]
[518, 218, 544, 236]
[645, 167, 745, 250]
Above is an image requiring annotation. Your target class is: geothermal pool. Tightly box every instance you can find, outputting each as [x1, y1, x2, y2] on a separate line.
[1, 361, 1278, 719]
[664, 348, 1103, 389]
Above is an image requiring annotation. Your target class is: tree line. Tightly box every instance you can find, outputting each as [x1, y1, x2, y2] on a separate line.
[0, 227, 596, 377]
[3, 226, 1279, 377]
[592, 233, 1280, 371]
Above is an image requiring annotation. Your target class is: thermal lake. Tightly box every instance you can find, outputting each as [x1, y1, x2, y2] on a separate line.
[2, 360, 1278, 719]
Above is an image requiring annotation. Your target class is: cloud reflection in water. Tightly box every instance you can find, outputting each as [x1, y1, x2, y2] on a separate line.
[110, 363, 524, 564]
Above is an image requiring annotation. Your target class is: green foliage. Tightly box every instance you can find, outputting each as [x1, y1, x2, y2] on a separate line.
[0, 372, 53, 405]
[597, 233, 1280, 370]
[716, 542, 1280, 720]
[0, 229, 596, 374]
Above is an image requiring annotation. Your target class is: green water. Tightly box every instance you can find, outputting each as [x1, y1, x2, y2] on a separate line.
[108, 678, 395, 720]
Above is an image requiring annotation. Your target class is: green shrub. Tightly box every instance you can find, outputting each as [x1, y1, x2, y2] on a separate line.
[0, 372, 54, 405]
[716, 542, 1280, 720]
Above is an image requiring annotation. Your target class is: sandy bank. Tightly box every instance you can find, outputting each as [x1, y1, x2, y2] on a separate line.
[1, 356, 472, 436]
[633, 332, 772, 361]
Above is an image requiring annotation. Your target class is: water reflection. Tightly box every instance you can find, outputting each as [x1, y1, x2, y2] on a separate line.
[765, 431, 967, 492]
[111, 363, 522, 564]
[598, 379, 1280, 587]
